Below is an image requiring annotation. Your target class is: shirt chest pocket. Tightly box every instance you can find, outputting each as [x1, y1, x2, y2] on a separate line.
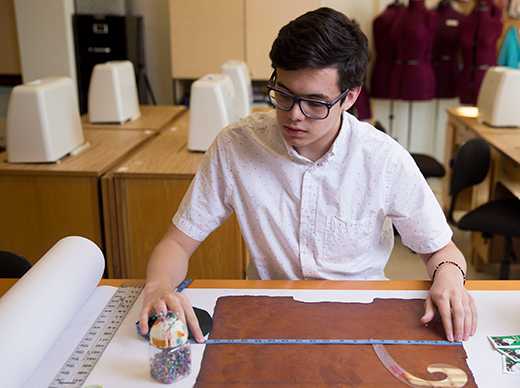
[323, 216, 375, 260]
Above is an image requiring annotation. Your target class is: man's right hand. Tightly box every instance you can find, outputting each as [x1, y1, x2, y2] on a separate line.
[138, 282, 205, 343]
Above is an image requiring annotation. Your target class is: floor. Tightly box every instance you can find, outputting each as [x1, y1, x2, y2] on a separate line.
[384, 178, 520, 281]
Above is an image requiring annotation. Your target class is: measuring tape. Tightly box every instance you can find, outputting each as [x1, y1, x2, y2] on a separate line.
[200, 338, 460, 346]
[176, 278, 194, 293]
[49, 283, 144, 388]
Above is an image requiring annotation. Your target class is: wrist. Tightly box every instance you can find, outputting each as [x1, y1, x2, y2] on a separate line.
[431, 261, 466, 285]
[144, 280, 173, 295]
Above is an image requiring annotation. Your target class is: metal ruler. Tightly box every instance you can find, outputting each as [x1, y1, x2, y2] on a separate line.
[200, 338, 461, 346]
[49, 283, 144, 388]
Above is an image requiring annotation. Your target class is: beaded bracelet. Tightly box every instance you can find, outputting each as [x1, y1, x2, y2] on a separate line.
[431, 261, 466, 285]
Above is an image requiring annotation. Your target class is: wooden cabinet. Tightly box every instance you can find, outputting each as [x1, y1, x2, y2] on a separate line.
[169, 0, 319, 81]
[0, 129, 153, 265]
[102, 111, 247, 279]
[0, 104, 245, 278]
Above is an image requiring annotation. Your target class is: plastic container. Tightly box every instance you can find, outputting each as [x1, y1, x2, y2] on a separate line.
[149, 342, 191, 384]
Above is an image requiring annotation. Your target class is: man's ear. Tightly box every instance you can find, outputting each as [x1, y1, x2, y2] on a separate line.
[342, 87, 362, 111]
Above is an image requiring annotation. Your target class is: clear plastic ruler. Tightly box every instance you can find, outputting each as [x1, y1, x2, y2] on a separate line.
[372, 343, 468, 388]
[48, 283, 144, 388]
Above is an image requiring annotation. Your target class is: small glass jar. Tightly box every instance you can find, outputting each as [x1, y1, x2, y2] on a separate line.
[149, 342, 191, 384]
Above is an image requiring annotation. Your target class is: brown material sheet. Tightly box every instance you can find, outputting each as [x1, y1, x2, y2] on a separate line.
[195, 296, 477, 387]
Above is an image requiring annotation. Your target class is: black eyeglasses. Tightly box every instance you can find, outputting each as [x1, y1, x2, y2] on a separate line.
[266, 71, 349, 120]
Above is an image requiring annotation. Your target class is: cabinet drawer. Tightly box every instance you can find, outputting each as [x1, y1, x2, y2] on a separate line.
[455, 124, 476, 145]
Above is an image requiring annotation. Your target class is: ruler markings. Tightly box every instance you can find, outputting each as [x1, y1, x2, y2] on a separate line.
[48, 283, 144, 388]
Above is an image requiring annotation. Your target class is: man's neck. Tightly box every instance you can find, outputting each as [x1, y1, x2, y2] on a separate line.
[294, 115, 343, 163]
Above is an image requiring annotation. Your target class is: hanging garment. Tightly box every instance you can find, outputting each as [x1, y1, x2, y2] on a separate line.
[458, 1, 502, 105]
[498, 26, 520, 69]
[432, 2, 466, 98]
[389, 0, 438, 101]
[370, 2, 403, 99]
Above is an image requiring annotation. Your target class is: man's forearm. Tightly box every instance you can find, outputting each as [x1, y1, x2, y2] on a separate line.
[146, 223, 201, 289]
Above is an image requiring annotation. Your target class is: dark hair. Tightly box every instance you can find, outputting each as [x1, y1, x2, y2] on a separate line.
[269, 7, 369, 91]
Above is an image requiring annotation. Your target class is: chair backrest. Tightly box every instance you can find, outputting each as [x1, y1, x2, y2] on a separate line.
[448, 137, 490, 224]
[374, 120, 387, 134]
[0, 251, 32, 278]
[374, 121, 445, 178]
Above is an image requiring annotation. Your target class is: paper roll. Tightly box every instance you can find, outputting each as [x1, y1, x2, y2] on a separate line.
[0, 236, 105, 388]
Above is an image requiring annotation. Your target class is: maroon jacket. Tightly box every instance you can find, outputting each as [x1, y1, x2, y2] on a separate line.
[370, 2, 403, 99]
[432, 3, 466, 98]
[389, 0, 438, 101]
[458, 0, 502, 105]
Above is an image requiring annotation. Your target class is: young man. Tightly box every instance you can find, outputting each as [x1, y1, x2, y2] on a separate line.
[139, 7, 477, 344]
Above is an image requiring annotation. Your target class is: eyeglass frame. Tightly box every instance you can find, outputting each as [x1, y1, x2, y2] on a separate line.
[266, 70, 350, 120]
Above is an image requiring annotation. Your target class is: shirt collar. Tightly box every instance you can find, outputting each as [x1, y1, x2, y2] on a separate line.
[328, 111, 351, 159]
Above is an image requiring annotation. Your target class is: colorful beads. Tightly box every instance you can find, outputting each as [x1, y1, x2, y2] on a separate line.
[149, 343, 191, 384]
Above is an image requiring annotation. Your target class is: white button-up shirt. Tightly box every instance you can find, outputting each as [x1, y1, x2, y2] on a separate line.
[174, 110, 452, 280]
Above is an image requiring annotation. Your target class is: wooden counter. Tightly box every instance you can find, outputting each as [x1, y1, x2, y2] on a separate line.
[81, 105, 186, 132]
[3, 278, 520, 298]
[102, 111, 247, 279]
[0, 129, 153, 265]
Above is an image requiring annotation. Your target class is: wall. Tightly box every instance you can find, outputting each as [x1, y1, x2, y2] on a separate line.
[13, 0, 77, 85]
[127, 0, 173, 105]
[322, 0, 377, 44]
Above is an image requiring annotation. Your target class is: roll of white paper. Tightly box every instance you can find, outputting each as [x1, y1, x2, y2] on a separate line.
[0, 236, 105, 388]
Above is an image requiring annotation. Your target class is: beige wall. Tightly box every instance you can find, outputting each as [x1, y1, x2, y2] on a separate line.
[127, 0, 174, 105]
[14, 0, 77, 85]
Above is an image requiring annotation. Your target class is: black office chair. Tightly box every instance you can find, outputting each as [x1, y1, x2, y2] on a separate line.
[0, 251, 32, 278]
[448, 137, 520, 280]
[374, 121, 445, 179]
[410, 153, 445, 179]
